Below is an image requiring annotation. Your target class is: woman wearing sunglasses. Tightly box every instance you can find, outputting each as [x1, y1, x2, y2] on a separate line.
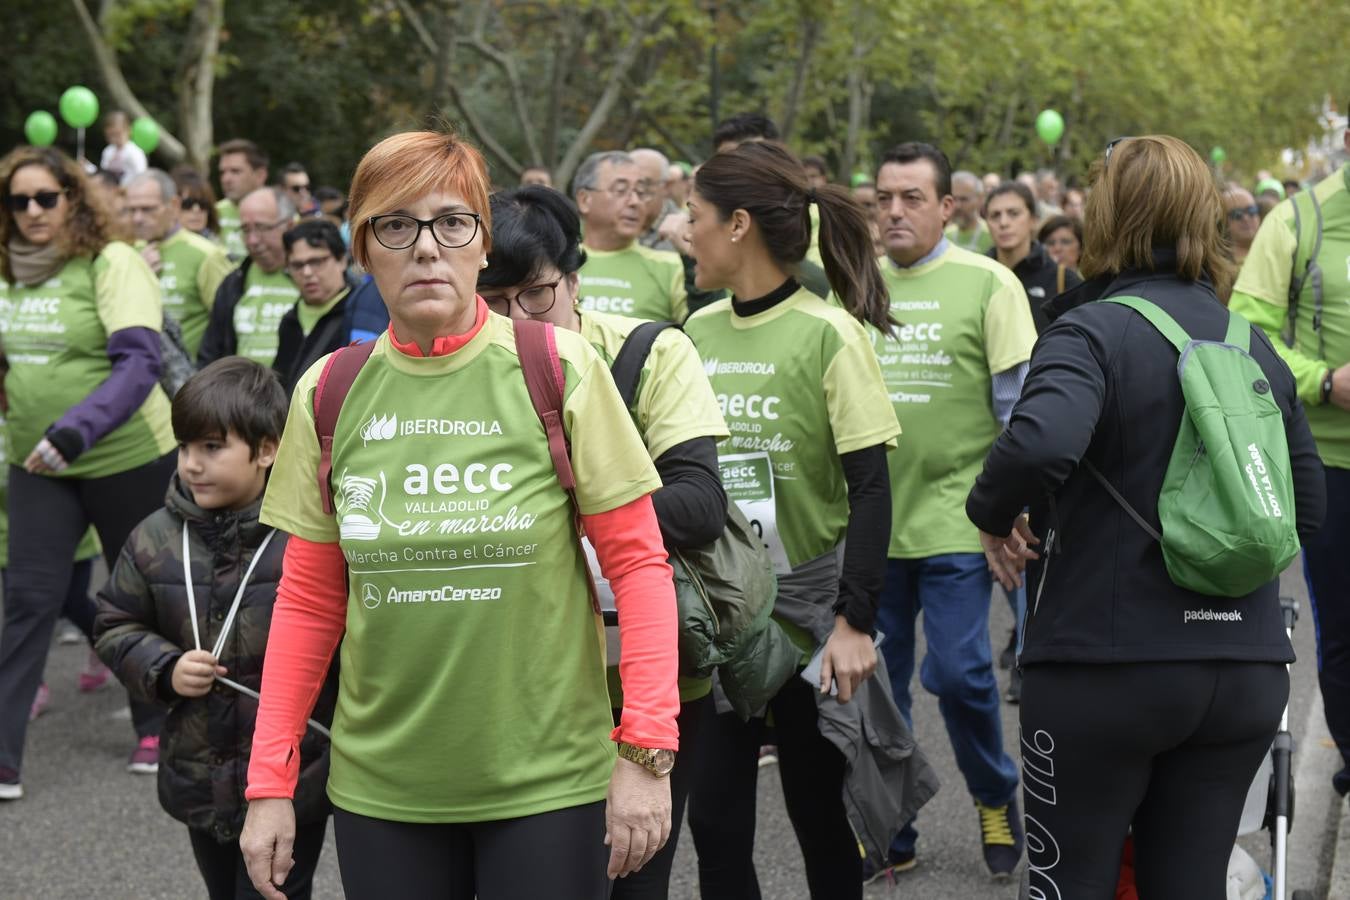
[241, 132, 679, 899]
[0, 145, 178, 798]
[172, 168, 223, 243]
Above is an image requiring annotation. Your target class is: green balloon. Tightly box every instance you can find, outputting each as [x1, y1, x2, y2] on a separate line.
[1210, 146, 1227, 164]
[59, 85, 100, 129]
[131, 117, 160, 154]
[851, 172, 873, 188]
[24, 111, 58, 147]
[1035, 109, 1065, 145]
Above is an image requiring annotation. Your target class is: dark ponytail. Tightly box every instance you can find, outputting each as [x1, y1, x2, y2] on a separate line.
[694, 142, 893, 333]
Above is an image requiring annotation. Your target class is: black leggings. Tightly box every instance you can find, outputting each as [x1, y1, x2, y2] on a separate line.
[0, 455, 175, 771]
[332, 801, 610, 899]
[189, 818, 328, 900]
[1020, 660, 1288, 900]
[611, 692, 714, 900]
[687, 675, 859, 900]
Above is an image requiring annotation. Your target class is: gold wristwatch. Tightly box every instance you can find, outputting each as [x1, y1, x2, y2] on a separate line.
[616, 742, 676, 777]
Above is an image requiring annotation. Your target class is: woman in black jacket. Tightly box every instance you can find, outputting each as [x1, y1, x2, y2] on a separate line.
[966, 135, 1325, 899]
[986, 181, 1082, 333]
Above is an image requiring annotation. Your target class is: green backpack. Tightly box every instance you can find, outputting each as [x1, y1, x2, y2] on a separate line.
[1086, 296, 1300, 597]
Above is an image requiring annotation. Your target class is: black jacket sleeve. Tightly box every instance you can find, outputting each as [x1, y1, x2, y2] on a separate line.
[967, 321, 1106, 536]
[836, 443, 892, 635]
[197, 274, 241, 366]
[652, 436, 727, 549]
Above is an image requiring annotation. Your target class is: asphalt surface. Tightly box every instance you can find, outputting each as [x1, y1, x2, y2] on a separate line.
[0, 563, 1334, 899]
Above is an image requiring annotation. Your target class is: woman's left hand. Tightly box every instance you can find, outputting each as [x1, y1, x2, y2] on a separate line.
[604, 756, 672, 879]
[820, 615, 877, 703]
[24, 437, 69, 474]
[979, 516, 1040, 591]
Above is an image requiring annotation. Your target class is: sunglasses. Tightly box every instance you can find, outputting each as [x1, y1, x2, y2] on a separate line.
[288, 183, 311, 194]
[180, 197, 208, 211]
[4, 190, 65, 213]
[1226, 205, 1260, 221]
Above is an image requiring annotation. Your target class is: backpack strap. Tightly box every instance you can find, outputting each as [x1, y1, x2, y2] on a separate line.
[1056, 264, 1066, 296]
[1083, 460, 1162, 542]
[1101, 296, 1191, 354]
[610, 321, 677, 409]
[1285, 189, 1326, 357]
[513, 318, 601, 613]
[313, 339, 378, 515]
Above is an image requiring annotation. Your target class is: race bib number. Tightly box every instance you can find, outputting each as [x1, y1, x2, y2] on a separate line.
[719, 451, 792, 575]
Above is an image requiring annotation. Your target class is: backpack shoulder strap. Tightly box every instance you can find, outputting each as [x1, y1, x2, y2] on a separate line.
[313, 339, 378, 515]
[610, 321, 677, 409]
[1083, 460, 1162, 542]
[513, 318, 575, 491]
[1286, 189, 1327, 354]
[1056, 264, 1066, 296]
[1101, 296, 1191, 354]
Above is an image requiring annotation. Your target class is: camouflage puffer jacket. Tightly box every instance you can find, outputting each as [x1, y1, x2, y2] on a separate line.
[94, 475, 338, 841]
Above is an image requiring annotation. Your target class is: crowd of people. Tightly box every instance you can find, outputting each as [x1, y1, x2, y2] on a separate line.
[0, 103, 1344, 900]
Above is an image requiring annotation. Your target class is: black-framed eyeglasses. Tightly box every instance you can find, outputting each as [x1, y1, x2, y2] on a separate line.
[480, 280, 562, 317]
[240, 219, 290, 237]
[1226, 205, 1260, 221]
[4, 190, 65, 213]
[583, 179, 655, 203]
[286, 254, 333, 276]
[369, 212, 481, 250]
[1104, 136, 1134, 164]
[288, 183, 311, 194]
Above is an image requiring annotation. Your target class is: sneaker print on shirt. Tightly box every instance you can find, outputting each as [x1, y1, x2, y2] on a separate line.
[337, 470, 388, 541]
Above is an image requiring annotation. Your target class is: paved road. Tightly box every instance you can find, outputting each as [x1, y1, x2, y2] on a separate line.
[0, 564, 1334, 898]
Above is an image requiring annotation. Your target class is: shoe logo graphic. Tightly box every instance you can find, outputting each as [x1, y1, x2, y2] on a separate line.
[361, 583, 382, 610]
[337, 471, 388, 541]
[361, 413, 398, 445]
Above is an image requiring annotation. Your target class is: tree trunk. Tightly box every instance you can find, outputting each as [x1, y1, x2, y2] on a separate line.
[71, 0, 188, 163]
[176, 0, 224, 172]
[779, 14, 823, 141]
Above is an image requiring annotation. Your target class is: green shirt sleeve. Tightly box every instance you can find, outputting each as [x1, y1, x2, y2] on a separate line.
[983, 270, 1038, 374]
[635, 328, 729, 460]
[668, 260, 688, 324]
[822, 318, 901, 455]
[1229, 290, 1327, 405]
[260, 357, 340, 542]
[94, 242, 163, 334]
[196, 244, 233, 312]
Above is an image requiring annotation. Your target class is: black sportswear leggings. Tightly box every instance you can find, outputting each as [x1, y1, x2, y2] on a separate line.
[332, 801, 610, 899]
[189, 818, 328, 900]
[611, 692, 714, 900]
[1019, 660, 1288, 900]
[0, 455, 176, 772]
[687, 675, 860, 900]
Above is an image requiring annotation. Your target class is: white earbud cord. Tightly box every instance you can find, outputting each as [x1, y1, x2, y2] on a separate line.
[182, 523, 331, 738]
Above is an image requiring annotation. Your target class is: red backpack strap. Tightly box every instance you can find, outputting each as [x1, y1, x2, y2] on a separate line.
[513, 318, 575, 491]
[313, 339, 378, 515]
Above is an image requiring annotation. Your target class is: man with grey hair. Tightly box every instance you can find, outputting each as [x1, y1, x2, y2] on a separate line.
[198, 186, 300, 366]
[629, 147, 678, 251]
[125, 169, 232, 357]
[944, 170, 994, 253]
[573, 150, 687, 322]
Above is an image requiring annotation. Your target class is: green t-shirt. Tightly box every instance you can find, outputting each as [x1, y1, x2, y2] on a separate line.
[580, 310, 730, 705]
[216, 199, 245, 261]
[876, 245, 1038, 557]
[233, 266, 300, 367]
[1230, 165, 1350, 467]
[578, 244, 688, 323]
[296, 286, 350, 337]
[944, 218, 995, 254]
[684, 288, 900, 571]
[1, 244, 175, 478]
[154, 228, 232, 357]
[261, 314, 661, 822]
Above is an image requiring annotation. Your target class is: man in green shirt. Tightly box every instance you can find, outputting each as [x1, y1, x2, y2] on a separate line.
[573, 151, 688, 323]
[869, 142, 1036, 880]
[198, 186, 299, 367]
[1228, 130, 1350, 793]
[126, 169, 232, 358]
[944, 170, 994, 253]
[215, 139, 269, 262]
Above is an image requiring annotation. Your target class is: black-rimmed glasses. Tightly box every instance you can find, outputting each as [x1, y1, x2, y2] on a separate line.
[369, 213, 482, 250]
[480, 280, 562, 317]
[286, 254, 333, 276]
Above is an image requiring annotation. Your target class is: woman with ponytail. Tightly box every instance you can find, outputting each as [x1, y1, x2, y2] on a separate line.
[681, 140, 903, 899]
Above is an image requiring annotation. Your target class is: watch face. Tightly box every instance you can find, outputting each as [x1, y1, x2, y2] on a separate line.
[653, 749, 676, 776]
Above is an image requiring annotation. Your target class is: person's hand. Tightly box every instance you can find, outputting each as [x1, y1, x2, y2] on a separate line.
[1329, 362, 1350, 412]
[657, 212, 689, 249]
[171, 649, 226, 697]
[820, 615, 877, 703]
[241, 797, 296, 900]
[23, 437, 68, 474]
[140, 242, 162, 274]
[979, 516, 1041, 591]
[604, 756, 672, 879]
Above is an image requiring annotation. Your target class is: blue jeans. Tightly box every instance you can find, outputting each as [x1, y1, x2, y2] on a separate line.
[876, 554, 1020, 855]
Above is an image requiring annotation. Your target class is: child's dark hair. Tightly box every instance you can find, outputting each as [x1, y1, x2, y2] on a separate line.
[172, 358, 288, 459]
[695, 141, 894, 333]
[480, 185, 587, 289]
